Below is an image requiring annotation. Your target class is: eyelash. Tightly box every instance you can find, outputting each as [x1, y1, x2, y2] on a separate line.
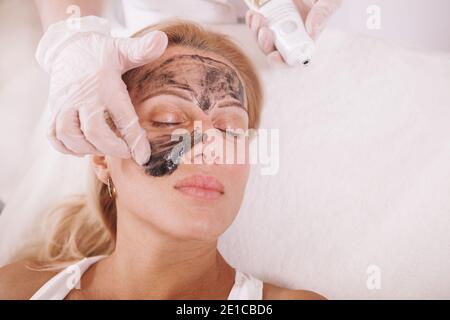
[151, 122, 244, 138]
[218, 128, 244, 138]
[151, 121, 183, 128]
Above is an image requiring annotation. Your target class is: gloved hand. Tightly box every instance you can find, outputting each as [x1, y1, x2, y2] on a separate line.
[246, 0, 342, 64]
[36, 16, 168, 165]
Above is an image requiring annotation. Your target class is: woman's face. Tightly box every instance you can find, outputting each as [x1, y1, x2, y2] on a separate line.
[96, 46, 251, 241]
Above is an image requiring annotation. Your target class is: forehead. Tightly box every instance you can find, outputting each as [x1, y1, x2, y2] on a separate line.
[160, 52, 234, 73]
[146, 53, 243, 92]
[135, 46, 244, 85]
[152, 46, 240, 73]
[130, 46, 246, 111]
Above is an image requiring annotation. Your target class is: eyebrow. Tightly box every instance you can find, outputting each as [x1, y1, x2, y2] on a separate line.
[138, 88, 193, 104]
[138, 88, 248, 114]
[216, 100, 248, 114]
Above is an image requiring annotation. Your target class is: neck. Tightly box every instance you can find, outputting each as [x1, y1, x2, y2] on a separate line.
[84, 209, 235, 299]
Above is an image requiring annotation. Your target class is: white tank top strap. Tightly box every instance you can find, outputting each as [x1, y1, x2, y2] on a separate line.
[228, 270, 264, 300]
[29, 255, 107, 300]
[30, 255, 264, 300]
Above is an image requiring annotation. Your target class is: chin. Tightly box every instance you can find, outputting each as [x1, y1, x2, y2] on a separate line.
[156, 201, 235, 241]
[184, 208, 234, 240]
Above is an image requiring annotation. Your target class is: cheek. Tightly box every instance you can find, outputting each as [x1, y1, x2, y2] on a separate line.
[108, 157, 140, 190]
[223, 162, 250, 203]
[230, 163, 250, 183]
[107, 158, 169, 212]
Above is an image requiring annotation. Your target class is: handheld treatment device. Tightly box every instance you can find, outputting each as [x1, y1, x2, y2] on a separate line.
[245, 0, 315, 66]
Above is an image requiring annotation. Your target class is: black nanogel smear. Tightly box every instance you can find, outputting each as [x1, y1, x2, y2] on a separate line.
[134, 54, 245, 114]
[143, 130, 205, 177]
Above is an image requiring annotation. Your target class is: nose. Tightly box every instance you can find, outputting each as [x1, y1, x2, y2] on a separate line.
[190, 120, 223, 165]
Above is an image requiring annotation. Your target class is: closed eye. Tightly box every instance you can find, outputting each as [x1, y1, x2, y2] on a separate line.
[151, 121, 184, 128]
[218, 128, 245, 138]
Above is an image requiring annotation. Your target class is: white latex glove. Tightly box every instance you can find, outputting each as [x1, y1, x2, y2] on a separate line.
[36, 16, 168, 165]
[246, 0, 342, 64]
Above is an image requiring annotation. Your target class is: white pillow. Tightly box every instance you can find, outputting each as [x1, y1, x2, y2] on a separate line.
[217, 26, 450, 299]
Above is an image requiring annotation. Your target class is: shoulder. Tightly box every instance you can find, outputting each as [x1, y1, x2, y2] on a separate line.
[0, 260, 59, 300]
[263, 282, 327, 300]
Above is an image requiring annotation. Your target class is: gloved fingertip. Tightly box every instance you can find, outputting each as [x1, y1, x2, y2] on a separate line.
[142, 31, 168, 55]
[307, 19, 324, 40]
[251, 13, 264, 33]
[132, 138, 151, 166]
[245, 10, 257, 28]
[306, 0, 340, 39]
[267, 51, 285, 66]
[258, 27, 274, 54]
[245, 11, 252, 28]
[119, 31, 169, 70]
[47, 133, 75, 155]
[146, 30, 168, 46]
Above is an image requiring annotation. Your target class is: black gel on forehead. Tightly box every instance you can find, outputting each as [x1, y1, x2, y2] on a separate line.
[136, 54, 245, 113]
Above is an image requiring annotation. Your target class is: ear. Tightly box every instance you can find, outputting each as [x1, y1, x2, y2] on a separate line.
[91, 155, 110, 184]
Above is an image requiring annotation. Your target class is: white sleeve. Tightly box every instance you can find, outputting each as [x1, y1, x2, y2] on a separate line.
[117, 0, 241, 36]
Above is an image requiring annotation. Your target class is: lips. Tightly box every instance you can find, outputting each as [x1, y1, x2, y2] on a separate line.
[174, 174, 225, 200]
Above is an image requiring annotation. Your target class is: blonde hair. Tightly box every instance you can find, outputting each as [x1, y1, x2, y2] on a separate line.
[28, 21, 263, 270]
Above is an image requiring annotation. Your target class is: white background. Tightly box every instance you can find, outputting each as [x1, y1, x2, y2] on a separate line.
[328, 0, 450, 52]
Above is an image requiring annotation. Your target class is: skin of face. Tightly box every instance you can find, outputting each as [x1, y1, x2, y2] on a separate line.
[92, 46, 251, 242]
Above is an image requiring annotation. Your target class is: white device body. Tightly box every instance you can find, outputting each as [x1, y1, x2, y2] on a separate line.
[245, 0, 315, 66]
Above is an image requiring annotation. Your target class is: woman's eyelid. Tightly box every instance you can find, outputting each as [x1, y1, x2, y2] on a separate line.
[147, 106, 188, 123]
[213, 113, 249, 130]
[212, 106, 248, 119]
[152, 114, 185, 123]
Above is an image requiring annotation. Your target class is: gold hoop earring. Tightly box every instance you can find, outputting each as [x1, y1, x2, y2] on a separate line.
[107, 177, 116, 199]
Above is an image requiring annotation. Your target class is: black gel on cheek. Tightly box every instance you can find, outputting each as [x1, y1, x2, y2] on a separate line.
[142, 130, 205, 177]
